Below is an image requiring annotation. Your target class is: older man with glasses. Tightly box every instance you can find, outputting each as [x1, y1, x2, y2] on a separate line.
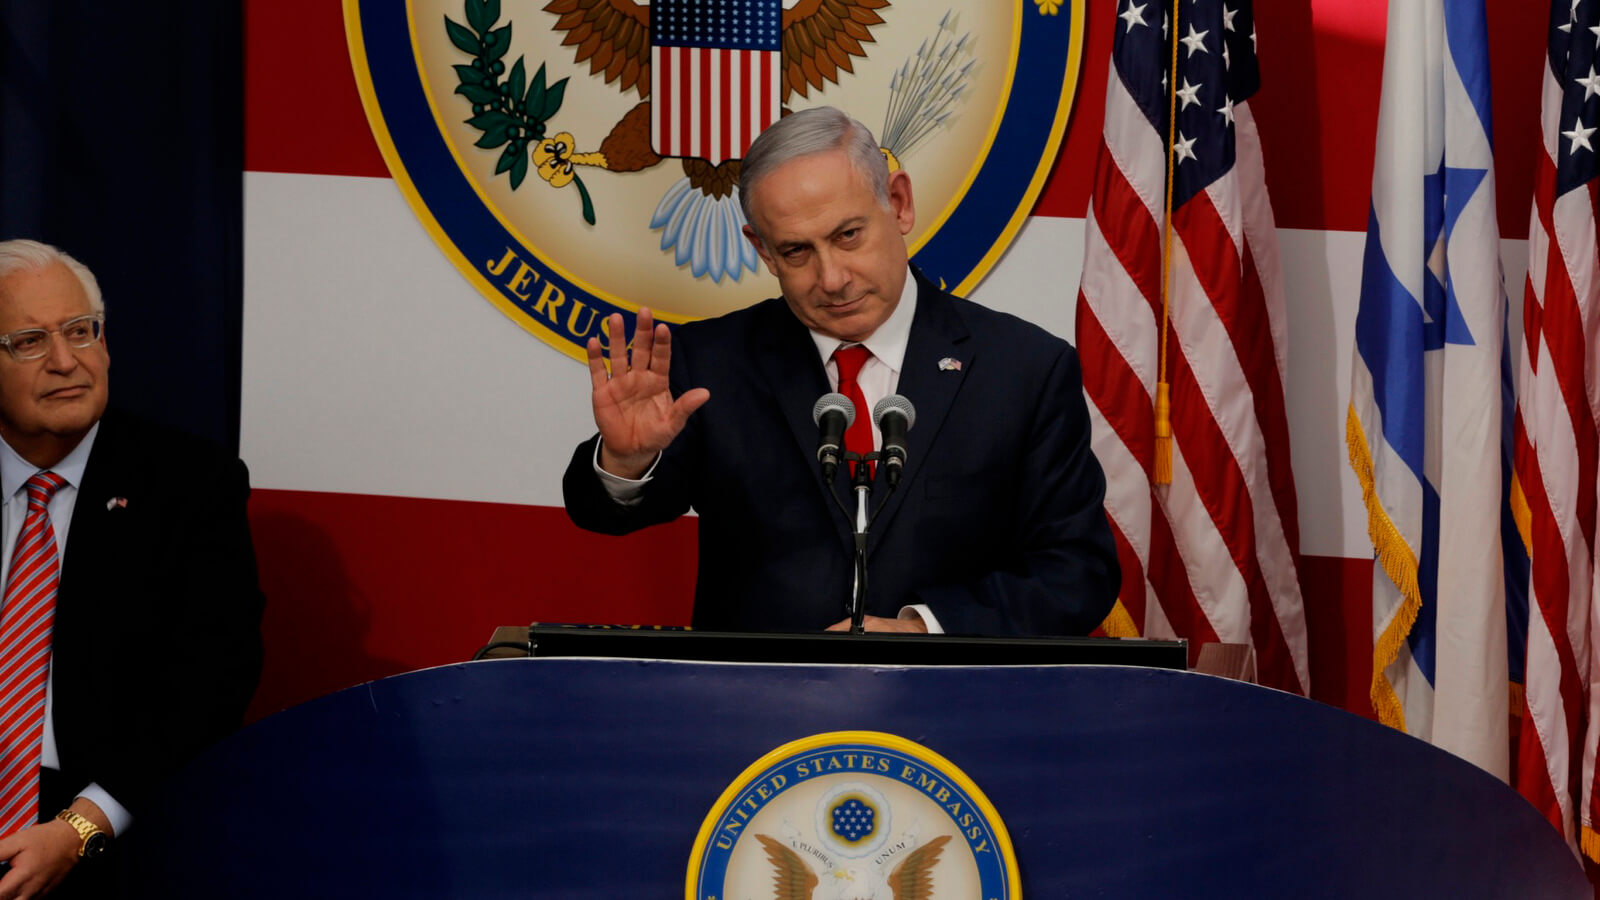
[0, 239, 263, 899]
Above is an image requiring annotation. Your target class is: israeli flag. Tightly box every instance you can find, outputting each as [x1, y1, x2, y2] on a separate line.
[1346, 0, 1509, 779]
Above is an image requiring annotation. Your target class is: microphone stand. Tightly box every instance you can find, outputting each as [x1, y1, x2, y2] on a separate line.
[827, 453, 895, 635]
[849, 457, 872, 635]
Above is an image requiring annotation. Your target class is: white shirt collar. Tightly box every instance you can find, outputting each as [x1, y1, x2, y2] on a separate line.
[807, 265, 919, 372]
[0, 422, 98, 499]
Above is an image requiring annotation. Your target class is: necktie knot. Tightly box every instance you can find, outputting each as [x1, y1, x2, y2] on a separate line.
[23, 472, 65, 509]
[833, 344, 872, 384]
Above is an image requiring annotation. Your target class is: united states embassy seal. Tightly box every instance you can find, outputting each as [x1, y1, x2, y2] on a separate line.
[687, 731, 1020, 899]
[345, 0, 1084, 361]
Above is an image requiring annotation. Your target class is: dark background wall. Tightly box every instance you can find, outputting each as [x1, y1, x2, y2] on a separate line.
[0, 1, 242, 451]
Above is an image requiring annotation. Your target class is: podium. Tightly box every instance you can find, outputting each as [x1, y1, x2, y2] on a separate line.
[485, 623, 1192, 667]
[118, 653, 1583, 897]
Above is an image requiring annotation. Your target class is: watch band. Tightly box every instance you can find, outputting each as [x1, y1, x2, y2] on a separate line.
[53, 809, 106, 858]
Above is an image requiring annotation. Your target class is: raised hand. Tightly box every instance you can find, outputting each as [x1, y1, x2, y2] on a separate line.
[588, 307, 710, 479]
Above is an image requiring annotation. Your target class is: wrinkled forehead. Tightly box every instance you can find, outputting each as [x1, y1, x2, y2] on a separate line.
[747, 152, 881, 229]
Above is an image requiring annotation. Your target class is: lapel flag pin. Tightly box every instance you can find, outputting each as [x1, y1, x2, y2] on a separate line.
[938, 357, 962, 372]
[106, 497, 128, 511]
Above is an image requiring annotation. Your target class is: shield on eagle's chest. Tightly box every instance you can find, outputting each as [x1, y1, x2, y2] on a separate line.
[649, 0, 783, 165]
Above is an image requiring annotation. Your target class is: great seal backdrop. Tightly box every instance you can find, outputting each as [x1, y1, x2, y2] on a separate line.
[346, 0, 1086, 359]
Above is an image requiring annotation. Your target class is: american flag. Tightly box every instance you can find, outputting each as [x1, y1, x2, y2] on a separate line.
[649, 0, 782, 165]
[1514, 0, 1600, 859]
[1075, 0, 1309, 694]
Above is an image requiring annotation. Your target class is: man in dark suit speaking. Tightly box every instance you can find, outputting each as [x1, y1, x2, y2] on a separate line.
[0, 240, 263, 898]
[564, 107, 1117, 636]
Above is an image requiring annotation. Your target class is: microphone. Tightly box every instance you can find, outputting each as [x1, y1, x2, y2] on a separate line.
[873, 394, 916, 487]
[812, 392, 856, 480]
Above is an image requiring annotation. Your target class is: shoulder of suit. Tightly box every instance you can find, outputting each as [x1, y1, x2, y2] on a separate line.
[94, 409, 245, 473]
[924, 286, 1074, 355]
[670, 295, 793, 347]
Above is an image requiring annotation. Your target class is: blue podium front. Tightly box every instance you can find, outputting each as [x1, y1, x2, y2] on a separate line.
[123, 660, 1584, 897]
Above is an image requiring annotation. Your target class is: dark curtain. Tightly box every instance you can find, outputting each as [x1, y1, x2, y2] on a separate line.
[0, 2, 243, 451]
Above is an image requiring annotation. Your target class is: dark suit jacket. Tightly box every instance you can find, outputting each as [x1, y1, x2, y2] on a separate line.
[44, 410, 264, 819]
[564, 273, 1118, 635]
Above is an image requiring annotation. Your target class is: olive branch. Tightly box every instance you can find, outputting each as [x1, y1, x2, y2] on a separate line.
[445, 0, 594, 223]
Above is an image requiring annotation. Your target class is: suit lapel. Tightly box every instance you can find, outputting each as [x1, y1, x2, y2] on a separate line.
[867, 277, 971, 551]
[753, 301, 852, 545]
[53, 414, 127, 739]
[60, 415, 122, 594]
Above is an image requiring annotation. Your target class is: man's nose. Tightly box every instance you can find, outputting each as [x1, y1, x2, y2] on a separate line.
[42, 331, 79, 371]
[816, 250, 851, 295]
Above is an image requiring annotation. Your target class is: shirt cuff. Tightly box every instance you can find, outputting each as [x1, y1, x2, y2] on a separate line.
[592, 439, 660, 505]
[900, 604, 944, 634]
[75, 783, 131, 837]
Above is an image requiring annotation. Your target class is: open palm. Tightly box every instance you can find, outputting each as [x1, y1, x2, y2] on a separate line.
[588, 308, 709, 478]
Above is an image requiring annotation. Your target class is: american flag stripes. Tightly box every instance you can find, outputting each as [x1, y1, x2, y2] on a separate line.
[1075, 0, 1310, 694]
[1513, 0, 1600, 858]
[1346, 0, 1510, 779]
[649, 0, 782, 165]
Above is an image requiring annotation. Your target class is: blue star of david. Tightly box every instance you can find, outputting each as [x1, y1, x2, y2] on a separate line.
[1419, 163, 1482, 351]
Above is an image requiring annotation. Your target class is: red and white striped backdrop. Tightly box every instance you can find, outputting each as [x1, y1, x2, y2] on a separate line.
[241, 0, 1545, 721]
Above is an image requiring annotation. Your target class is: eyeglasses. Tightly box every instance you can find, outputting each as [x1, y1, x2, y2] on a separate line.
[0, 315, 105, 362]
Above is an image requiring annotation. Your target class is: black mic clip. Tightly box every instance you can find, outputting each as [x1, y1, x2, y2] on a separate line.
[842, 450, 881, 487]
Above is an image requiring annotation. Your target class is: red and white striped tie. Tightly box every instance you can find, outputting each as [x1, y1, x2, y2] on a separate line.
[0, 471, 67, 836]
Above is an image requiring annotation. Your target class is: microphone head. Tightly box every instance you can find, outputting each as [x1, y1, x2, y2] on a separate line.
[873, 394, 916, 429]
[813, 392, 857, 427]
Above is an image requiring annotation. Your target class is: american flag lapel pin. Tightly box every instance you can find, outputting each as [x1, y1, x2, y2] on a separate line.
[938, 357, 962, 372]
[106, 497, 128, 511]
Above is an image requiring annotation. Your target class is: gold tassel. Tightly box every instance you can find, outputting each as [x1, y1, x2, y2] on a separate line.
[1098, 600, 1141, 638]
[1154, 0, 1181, 488]
[1153, 382, 1173, 485]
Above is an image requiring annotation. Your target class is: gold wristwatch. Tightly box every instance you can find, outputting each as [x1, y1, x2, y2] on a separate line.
[54, 809, 109, 860]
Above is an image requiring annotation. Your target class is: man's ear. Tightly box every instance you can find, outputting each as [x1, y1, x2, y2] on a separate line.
[743, 224, 779, 277]
[887, 170, 915, 236]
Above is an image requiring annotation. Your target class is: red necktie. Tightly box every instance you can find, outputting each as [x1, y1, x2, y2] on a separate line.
[0, 471, 66, 836]
[833, 344, 875, 478]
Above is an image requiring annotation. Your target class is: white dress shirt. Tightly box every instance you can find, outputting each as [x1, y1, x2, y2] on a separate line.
[805, 267, 917, 447]
[0, 425, 132, 835]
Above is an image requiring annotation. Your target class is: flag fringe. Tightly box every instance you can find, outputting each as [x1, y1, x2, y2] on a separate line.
[1345, 404, 1422, 732]
[1509, 472, 1533, 555]
[1582, 825, 1600, 863]
[1098, 599, 1141, 638]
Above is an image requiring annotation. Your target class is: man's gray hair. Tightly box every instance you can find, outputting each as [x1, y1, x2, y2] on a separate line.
[0, 239, 105, 314]
[738, 106, 890, 237]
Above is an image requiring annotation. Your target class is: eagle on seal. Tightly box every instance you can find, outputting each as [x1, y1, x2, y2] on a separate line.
[535, 0, 892, 282]
[754, 832, 952, 900]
